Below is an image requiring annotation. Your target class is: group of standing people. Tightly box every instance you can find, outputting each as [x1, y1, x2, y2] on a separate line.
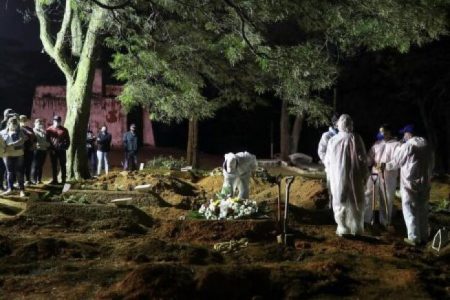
[0, 109, 70, 196]
[319, 114, 433, 246]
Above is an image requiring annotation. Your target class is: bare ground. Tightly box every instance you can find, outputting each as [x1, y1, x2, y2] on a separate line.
[0, 169, 448, 299]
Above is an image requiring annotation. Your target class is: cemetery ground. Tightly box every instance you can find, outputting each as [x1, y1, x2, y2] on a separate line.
[0, 150, 448, 299]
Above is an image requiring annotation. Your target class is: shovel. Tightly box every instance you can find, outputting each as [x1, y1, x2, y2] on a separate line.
[370, 173, 379, 226]
[276, 175, 282, 223]
[281, 176, 295, 246]
[380, 170, 390, 225]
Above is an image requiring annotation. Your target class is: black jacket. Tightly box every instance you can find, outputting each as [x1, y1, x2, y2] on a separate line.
[97, 131, 112, 152]
[123, 131, 138, 152]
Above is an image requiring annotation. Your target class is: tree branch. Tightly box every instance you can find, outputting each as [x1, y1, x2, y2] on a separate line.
[35, 0, 75, 81]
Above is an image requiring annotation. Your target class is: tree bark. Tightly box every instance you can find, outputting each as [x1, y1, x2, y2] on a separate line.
[280, 99, 290, 161]
[186, 117, 199, 168]
[290, 113, 304, 153]
[36, 0, 107, 179]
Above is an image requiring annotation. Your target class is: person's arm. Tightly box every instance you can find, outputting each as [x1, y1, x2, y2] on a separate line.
[317, 134, 328, 163]
[385, 143, 410, 171]
[6, 131, 25, 146]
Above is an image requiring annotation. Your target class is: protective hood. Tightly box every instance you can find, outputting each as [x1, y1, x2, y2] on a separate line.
[337, 114, 353, 133]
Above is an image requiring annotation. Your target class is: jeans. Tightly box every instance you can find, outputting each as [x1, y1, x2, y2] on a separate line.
[4, 156, 24, 190]
[0, 158, 5, 190]
[50, 149, 67, 183]
[96, 151, 109, 175]
[32, 149, 47, 183]
[124, 151, 138, 171]
[23, 149, 33, 182]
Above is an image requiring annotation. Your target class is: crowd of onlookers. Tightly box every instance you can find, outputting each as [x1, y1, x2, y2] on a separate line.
[0, 108, 140, 197]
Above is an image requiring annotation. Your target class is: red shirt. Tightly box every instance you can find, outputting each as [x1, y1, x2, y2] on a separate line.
[46, 125, 70, 150]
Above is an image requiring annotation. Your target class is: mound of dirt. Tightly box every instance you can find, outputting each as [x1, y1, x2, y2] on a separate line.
[153, 219, 277, 242]
[23, 203, 153, 228]
[97, 264, 197, 300]
[253, 177, 327, 209]
[115, 238, 223, 265]
[11, 238, 100, 261]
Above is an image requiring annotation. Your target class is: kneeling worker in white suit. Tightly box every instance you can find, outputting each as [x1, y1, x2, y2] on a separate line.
[381, 124, 433, 246]
[325, 114, 368, 236]
[222, 151, 257, 199]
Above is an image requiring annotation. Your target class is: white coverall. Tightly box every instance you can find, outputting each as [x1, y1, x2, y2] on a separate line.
[222, 152, 257, 199]
[385, 136, 433, 243]
[364, 138, 400, 226]
[318, 127, 338, 207]
[325, 115, 368, 236]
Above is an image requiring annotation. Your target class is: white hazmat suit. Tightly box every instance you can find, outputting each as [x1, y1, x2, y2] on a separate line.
[222, 152, 257, 199]
[325, 115, 368, 236]
[318, 127, 338, 207]
[364, 138, 400, 226]
[385, 136, 433, 244]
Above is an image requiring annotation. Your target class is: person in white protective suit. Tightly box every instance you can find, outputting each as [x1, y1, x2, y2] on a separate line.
[325, 114, 368, 236]
[222, 151, 257, 199]
[381, 124, 433, 246]
[317, 114, 339, 208]
[364, 124, 400, 226]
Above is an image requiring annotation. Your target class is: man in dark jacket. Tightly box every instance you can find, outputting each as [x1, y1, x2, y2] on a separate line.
[96, 126, 112, 175]
[46, 115, 70, 184]
[86, 125, 97, 176]
[19, 115, 36, 185]
[123, 124, 139, 171]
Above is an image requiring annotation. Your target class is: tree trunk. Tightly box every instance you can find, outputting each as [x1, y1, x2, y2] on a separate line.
[65, 7, 106, 180]
[280, 99, 290, 161]
[290, 113, 304, 153]
[186, 117, 199, 168]
[36, 1, 107, 180]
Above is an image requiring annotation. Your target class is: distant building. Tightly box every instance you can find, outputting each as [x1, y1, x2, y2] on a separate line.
[31, 69, 155, 147]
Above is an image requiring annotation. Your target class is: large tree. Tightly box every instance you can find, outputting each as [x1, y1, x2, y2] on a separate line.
[35, 0, 116, 179]
[108, 2, 261, 167]
[108, 0, 448, 162]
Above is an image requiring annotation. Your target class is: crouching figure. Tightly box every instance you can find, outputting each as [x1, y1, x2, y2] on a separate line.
[222, 152, 257, 199]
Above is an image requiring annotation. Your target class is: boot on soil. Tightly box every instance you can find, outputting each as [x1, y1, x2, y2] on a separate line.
[403, 238, 419, 247]
[1, 189, 12, 196]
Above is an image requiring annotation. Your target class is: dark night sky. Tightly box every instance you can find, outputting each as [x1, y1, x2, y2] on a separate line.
[0, 0, 41, 51]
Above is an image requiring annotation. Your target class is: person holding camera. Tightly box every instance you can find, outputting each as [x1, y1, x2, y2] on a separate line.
[46, 115, 70, 184]
[1, 116, 27, 197]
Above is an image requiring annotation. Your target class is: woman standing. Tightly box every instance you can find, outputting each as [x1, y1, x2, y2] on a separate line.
[1, 117, 26, 197]
[96, 126, 112, 176]
[32, 119, 50, 184]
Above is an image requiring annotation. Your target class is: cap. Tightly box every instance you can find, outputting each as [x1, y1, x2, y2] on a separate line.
[19, 115, 28, 122]
[399, 124, 414, 134]
[53, 115, 62, 121]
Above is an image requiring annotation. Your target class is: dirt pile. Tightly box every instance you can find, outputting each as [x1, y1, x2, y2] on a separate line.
[98, 262, 352, 300]
[116, 238, 223, 265]
[153, 219, 277, 242]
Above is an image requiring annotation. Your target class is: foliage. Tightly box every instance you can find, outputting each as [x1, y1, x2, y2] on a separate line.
[107, 0, 449, 126]
[145, 155, 189, 170]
